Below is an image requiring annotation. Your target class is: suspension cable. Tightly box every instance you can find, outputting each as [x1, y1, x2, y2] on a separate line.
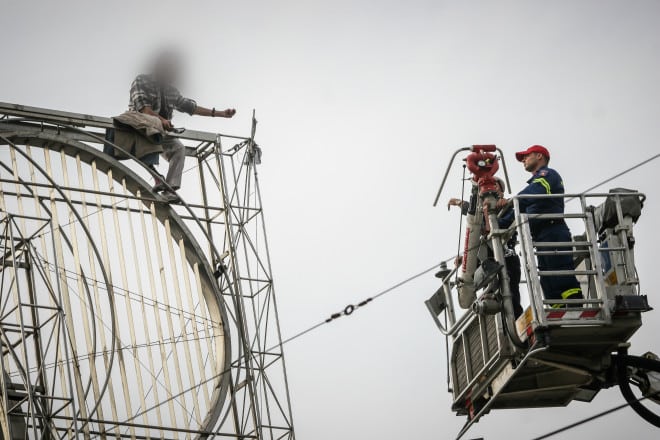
[530, 393, 659, 440]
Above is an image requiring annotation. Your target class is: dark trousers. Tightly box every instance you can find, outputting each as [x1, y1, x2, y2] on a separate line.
[505, 254, 523, 317]
[534, 224, 583, 302]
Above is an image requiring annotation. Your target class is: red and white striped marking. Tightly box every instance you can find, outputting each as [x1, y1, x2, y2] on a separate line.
[545, 309, 600, 320]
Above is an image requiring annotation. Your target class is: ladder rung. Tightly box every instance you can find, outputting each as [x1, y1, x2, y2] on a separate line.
[534, 241, 591, 248]
[543, 299, 603, 305]
[535, 250, 591, 256]
[537, 270, 597, 276]
[527, 213, 588, 219]
[598, 247, 627, 252]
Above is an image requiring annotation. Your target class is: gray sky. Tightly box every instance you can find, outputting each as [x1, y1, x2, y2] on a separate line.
[2, 0, 660, 438]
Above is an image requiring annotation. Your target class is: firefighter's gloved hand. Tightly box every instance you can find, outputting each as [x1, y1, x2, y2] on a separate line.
[496, 198, 509, 210]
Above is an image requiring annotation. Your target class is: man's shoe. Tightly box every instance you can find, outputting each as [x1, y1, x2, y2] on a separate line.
[152, 182, 168, 193]
[150, 166, 167, 192]
[161, 191, 180, 203]
[153, 182, 180, 193]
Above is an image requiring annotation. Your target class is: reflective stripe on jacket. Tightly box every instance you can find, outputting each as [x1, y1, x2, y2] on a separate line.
[499, 166, 566, 230]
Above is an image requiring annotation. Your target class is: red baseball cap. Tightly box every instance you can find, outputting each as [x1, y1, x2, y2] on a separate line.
[515, 145, 550, 162]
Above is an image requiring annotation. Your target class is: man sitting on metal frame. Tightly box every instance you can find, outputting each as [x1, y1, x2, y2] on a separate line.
[128, 50, 237, 202]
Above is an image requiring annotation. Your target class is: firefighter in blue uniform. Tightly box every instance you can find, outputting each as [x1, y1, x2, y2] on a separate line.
[499, 145, 583, 306]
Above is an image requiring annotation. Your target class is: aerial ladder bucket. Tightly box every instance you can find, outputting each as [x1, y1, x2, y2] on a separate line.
[427, 145, 658, 439]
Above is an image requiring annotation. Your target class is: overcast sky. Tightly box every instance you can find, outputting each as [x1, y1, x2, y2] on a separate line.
[2, 0, 660, 439]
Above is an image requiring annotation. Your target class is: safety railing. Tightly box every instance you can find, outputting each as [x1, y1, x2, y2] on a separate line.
[511, 191, 645, 329]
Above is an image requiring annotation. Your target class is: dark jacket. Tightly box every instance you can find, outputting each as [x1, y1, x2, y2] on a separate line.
[499, 166, 566, 235]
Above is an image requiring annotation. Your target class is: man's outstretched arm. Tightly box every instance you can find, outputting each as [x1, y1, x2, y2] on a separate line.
[172, 92, 235, 119]
[193, 106, 236, 118]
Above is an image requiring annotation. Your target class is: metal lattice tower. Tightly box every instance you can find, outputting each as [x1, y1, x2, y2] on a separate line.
[0, 102, 295, 439]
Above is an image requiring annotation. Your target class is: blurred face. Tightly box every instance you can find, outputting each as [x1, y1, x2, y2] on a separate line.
[522, 152, 544, 172]
[154, 54, 182, 85]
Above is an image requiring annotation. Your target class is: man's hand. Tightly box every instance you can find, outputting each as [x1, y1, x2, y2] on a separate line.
[160, 118, 173, 131]
[138, 106, 173, 131]
[454, 255, 463, 267]
[221, 108, 236, 118]
[448, 198, 463, 209]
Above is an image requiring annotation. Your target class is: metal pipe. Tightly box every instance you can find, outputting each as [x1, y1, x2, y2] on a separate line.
[487, 207, 526, 349]
[432, 147, 471, 206]
[457, 183, 482, 308]
[512, 192, 646, 199]
[0, 101, 250, 143]
[495, 147, 512, 195]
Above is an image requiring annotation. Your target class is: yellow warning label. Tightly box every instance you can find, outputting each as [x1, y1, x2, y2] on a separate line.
[516, 306, 533, 338]
[606, 270, 618, 285]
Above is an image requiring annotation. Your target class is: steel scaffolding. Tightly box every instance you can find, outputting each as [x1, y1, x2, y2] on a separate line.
[0, 102, 295, 439]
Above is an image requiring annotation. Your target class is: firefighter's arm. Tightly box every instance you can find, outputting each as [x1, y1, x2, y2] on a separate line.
[498, 207, 514, 229]
[521, 180, 550, 214]
[498, 181, 546, 229]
